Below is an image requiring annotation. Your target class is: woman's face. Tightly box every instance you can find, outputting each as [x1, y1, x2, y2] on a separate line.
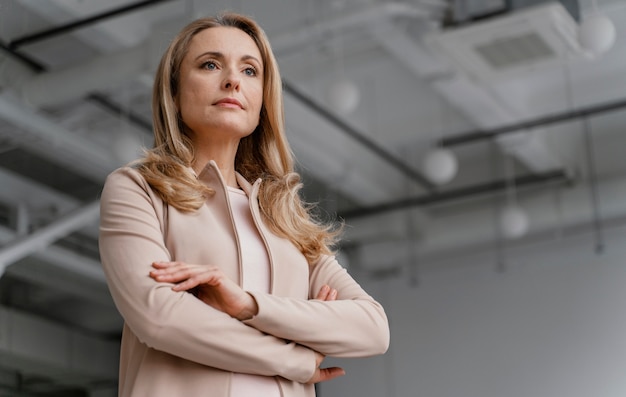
[177, 26, 264, 143]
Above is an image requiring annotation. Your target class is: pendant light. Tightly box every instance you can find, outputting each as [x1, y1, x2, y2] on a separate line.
[327, 79, 360, 114]
[578, 0, 617, 56]
[422, 148, 458, 185]
[499, 156, 529, 240]
[325, 15, 360, 115]
[422, 95, 458, 185]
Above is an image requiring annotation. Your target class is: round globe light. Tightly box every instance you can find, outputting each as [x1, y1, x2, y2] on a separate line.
[422, 148, 458, 185]
[500, 204, 529, 240]
[327, 79, 360, 114]
[579, 14, 617, 55]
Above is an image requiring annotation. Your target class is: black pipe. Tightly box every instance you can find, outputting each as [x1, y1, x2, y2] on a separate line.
[0, 41, 44, 72]
[339, 169, 569, 219]
[0, 40, 153, 133]
[9, 0, 175, 49]
[441, 96, 626, 147]
[283, 81, 436, 191]
[89, 94, 152, 131]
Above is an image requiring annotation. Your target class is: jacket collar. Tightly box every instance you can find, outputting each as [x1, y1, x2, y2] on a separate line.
[194, 160, 261, 197]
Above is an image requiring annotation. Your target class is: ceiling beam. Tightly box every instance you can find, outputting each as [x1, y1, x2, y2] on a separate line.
[441, 95, 626, 146]
[0, 39, 152, 132]
[0, 201, 100, 276]
[9, 0, 175, 49]
[271, 2, 438, 56]
[284, 81, 435, 191]
[369, 17, 564, 173]
[0, 94, 118, 180]
[340, 169, 570, 219]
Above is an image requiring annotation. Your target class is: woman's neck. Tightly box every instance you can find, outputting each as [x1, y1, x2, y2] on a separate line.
[192, 140, 240, 188]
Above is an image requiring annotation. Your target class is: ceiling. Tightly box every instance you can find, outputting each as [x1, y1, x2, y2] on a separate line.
[0, 0, 625, 394]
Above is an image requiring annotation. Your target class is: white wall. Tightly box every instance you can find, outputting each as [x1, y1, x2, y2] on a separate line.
[320, 225, 626, 397]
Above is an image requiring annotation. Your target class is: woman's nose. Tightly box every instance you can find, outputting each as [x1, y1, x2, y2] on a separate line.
[222, 69, 241, 91]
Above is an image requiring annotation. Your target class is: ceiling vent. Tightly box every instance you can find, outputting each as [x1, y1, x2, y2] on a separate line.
[426, 2, 584, 80]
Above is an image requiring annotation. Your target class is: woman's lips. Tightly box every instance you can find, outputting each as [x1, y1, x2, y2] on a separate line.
[214, 98, 243, 108]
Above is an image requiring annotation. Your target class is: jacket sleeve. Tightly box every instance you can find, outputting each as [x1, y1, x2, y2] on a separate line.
[98, 168, 315, 383]
[244, 254, 390, 357]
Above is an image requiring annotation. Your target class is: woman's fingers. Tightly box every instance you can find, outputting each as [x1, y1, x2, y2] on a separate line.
[171, 271, 217, 291]
[151, 261, 175, 269]
[151, 262, 210, 279]
[149, 262, 253, 318]
[150, 262, 221, 291]
[315, 285, 338, 301]
[306, 351, 345, 384]
[315, 367, 346, 383]
[315, 285, 330, 300]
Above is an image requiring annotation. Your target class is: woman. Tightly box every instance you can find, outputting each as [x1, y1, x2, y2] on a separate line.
[99, 12, 389, 397]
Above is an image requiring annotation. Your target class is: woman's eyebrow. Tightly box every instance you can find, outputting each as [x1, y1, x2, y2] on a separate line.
[195, 51, 224, 61]
[241, 54, 262, 66]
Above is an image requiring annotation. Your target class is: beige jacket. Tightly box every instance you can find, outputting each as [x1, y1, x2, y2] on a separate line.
[99, 161, 389, 397]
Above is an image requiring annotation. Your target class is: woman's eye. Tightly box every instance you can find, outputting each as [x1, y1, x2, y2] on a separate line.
[243, 67, 257, 76]
[202, 61, 217, 70]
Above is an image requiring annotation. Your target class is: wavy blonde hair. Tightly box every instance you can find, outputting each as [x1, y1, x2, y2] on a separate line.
[137, 12, 339, 262]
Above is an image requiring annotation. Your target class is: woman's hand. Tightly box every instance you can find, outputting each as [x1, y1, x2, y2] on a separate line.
[314, 284, 338, 301]
[306, 351, 345, 384]
[150, 261, 258, 320]
[150, 265, 345, 382]
[306, 284, 345, 384]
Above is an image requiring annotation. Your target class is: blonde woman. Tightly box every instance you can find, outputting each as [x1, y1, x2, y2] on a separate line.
[99, 12, 389, 397]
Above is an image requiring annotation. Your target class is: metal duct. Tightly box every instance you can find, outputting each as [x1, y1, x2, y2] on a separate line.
[451, 0, 579, 22]
[346, 172, 626, 272]
[508, 0, 580, 21]
[15, 2, 437, 108]
[0, 200, 100, 276]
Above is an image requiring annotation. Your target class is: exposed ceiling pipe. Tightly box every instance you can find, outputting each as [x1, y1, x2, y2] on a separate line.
[0, 168, 107, 291]
[19, 44, 150, 108]
[0, 41, 43, 72]
[333, 91, 626, 218]
[0, 212, 106, 296]
[0, 94, 118, 181]
[340, 169, 569, 219]
[14, 2, 438, 108]
[0, 225, 107, 303]
[7, 2, 441, 195]
[284, 82, 435, 191]
[3, 254, 108, 303]
[348, 172, 626, 271]
[440, 95, 626, 146]
[0, 41, 153, 133]
[368, 17, 564, 174]
[9, 0, 176, 50]
[0, 200, 100, 276]
[271, 2, 438, 56]
[431, 76, 563, 173]
[284, 96, 417, 204]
